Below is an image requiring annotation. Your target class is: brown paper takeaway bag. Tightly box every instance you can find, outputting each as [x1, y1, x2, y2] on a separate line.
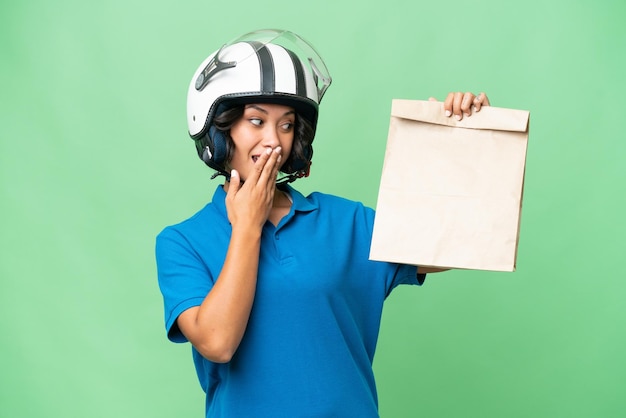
[369, 99, 530, 272]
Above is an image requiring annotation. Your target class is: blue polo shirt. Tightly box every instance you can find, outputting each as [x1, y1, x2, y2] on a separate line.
[156, 185, 422, 417]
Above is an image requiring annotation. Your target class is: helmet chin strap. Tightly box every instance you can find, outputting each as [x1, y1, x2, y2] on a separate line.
[276, 172, 305, 185]
[277, 160, 311, 184]
[211, 163, 310, 185]
[210, 169, 232, 182]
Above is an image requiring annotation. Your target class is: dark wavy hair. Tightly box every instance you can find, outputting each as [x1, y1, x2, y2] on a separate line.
[213, 105, 315, 174]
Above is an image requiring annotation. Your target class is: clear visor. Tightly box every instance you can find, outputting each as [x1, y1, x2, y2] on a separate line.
[197, 29, 332, 102]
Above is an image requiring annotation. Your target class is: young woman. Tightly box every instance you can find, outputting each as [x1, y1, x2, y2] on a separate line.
[156, 29, 489, 417]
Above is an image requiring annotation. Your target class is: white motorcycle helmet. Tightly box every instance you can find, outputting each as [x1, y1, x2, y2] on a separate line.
[187, 29, 332, 181]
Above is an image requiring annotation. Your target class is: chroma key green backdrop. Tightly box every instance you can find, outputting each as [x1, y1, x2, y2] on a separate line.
[1, 0, 624, 417]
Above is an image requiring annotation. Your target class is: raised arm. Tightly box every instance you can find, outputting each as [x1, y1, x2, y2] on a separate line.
[176, 148, 282, 363]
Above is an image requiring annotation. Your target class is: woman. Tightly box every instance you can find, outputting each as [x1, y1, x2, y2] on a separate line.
[156, 29, 489, 417]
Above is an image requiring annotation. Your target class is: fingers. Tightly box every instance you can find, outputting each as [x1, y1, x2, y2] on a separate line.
[443, 91, 489, 120]
[460, 92, 476, 118]
[473, 92, 490, 113]
[225, 148, 281, 229]
[247, 148, 273, 184]
[228, 169, 241, 194]
[443, 92, 454, 117]
[451, 92, 474, 121]
[443, 92, 469, 120]
[225, 168, 242, 210]
[258, 147, 282, 189]
[247, 147, 281, 187]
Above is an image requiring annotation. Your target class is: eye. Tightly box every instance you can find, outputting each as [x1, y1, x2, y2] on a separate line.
[249, 118, 262, 126]
[280, 122, 294, 131]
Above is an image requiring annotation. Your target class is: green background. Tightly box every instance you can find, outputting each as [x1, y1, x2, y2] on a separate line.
[2, 0, 624, 417]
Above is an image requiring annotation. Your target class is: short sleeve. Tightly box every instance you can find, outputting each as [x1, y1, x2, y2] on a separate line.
[155, 227, 214, 343]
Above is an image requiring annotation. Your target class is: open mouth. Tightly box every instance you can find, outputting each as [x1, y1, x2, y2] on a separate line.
[252, 155, 259, 163]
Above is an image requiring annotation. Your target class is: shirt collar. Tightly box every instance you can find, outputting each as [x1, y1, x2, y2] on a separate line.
[281, 184, 318, 213]
[211, 185, 228, 221]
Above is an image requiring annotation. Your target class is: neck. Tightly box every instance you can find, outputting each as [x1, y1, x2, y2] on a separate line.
[273, 188, 292, 208]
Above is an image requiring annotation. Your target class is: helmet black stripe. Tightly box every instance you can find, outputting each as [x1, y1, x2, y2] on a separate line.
[248, 41, 275, 93]
[286, 49, 307, 98]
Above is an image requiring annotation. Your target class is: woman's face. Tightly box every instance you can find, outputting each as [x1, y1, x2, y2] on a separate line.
[228, 103, 295, 181]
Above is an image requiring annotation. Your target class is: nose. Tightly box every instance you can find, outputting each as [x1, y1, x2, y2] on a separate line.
[261, 125, 281, 149]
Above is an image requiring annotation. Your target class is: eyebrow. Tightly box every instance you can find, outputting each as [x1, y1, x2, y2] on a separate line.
[246, 104, 295, 117]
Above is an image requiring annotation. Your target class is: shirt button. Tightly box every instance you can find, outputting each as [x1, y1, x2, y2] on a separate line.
[275, 234, 280, 240]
